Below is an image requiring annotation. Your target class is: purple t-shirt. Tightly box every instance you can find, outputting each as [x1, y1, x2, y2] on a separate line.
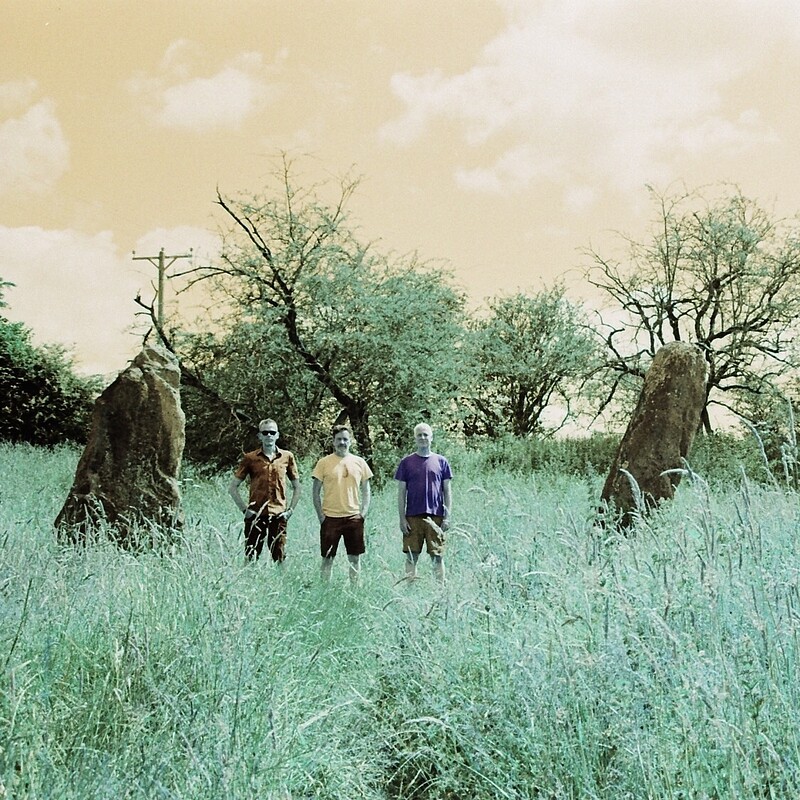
[394, 453, 453, 516]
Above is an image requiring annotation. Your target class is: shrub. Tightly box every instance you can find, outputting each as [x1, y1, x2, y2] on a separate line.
[0, 281, 98, 446]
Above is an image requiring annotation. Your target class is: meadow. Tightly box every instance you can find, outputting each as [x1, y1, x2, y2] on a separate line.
[1, 442, 800, 799]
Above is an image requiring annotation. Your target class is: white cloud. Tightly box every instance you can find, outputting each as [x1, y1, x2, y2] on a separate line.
[455, 146, 564, 193]
[381, 0, 786, 194]
[0, 78, 38, 112]
[0, 224, 224, 374]
[132, 226, 220, 266]
[0, 81, 69, 196]
[158, 66, 258, 130]
[563, 184, 598, 214]
[160, 38, 194, 78]
[128, 46, 283, 132]
[678, 110, 779, 156]
[0, 226, 140, 374]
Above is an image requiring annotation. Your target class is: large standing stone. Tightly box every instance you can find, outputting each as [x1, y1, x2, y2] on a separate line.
[55, 343, 185, 546]
[600, 341, 707, 528]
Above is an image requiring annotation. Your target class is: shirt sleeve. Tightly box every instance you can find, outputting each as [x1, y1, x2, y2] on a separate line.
[440, 457, 453, 481]
[234, 456, 250, 481]
[362, 458, 374, 481]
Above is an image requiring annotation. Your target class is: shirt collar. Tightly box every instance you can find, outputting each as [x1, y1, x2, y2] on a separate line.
[259, 446, 283, 459]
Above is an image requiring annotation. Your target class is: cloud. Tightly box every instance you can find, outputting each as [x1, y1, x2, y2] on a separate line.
[455, 146, 564, 193]
[128, 45, 283, 132]
[0, 226, 140, 374]
[381, 0, 787, 194]
[132, 226, 220, 265]
[563, 184, 599, 215]
[0, 80, 69, 196]
[678, 110, 779, 156]
[0, 224, 220, 375]
[0, 78, 38, 112]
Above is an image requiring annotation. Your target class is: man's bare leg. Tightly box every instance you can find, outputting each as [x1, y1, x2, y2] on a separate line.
[347, 554, 361, 586]
[405, 551, 419, 581]
[431, 554, 445, 584]
[321, 557, 334, 582]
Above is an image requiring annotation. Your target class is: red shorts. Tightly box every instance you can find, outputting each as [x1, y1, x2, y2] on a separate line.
[320, 515, 365, 558]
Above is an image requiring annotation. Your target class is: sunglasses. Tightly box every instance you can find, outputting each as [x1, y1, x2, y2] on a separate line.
[259, 430, 278, 436]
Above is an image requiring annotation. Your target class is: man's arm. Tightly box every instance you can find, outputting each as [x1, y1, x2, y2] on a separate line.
[397, 480, 409, 534]
[312, 477, 324, 523]
[442, 478, 452, 530]
[281, 477, 301, 519]
[229, 476, 255, 518]
[360, 479, 371, 518]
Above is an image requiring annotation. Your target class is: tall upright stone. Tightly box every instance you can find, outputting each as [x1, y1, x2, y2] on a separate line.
[600, 341, 707, 528]
[55, 343, 185, 546]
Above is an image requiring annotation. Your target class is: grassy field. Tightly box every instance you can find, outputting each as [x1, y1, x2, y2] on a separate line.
[2, 442, 800, 798]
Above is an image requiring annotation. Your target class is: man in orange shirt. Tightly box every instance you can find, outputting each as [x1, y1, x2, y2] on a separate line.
[229, 418, 301, 562]
[311, 424, 373, 585]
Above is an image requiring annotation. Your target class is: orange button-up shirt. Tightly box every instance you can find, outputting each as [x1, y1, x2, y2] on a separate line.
[234, 447, 299, 514]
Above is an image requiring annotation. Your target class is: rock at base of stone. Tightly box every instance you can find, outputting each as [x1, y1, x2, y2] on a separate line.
[600, 341, 708, 530]
[55, 343, 185, 548]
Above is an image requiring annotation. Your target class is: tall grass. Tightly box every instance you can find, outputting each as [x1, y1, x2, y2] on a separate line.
[2, 442, 800, 798]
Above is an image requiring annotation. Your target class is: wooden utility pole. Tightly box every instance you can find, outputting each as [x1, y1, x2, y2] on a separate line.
[132, 247, 193, 327]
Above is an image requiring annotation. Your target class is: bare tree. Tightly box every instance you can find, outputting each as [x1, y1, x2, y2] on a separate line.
[176, 155, 466, 462]
[586, 184, 800, 432]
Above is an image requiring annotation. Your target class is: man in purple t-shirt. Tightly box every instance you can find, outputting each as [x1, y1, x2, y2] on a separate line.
[394, 423, 453, 582]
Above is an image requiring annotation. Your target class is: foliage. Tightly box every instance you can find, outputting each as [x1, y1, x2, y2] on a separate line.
[460, 428, 784, 489]
[4, 443, 800, 798]
[463, 286, 600, 437]
[175, 322, 331, 470]
[688, 428, 779, 486]
[731, 386, 800, 490]
[177, 156, 467, 464]
[461, 431, 616, 476]
[0, 280, 98, 446]
[587, 184, 800, 432]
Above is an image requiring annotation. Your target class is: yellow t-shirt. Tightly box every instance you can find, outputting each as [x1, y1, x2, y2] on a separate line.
[312, 453, 373, 518]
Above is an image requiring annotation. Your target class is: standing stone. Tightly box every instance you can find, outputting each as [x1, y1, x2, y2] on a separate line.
[600, 341, 707, 528]
[55, 343, 185, 546]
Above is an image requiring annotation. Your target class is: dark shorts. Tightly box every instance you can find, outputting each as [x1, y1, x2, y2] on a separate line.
[320, 515, 365, 558]
[403, 515, 445, 556]
[244, 514, 288, 562]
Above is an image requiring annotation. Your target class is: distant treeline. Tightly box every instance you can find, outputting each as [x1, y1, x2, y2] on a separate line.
[3, 168, 800, 484]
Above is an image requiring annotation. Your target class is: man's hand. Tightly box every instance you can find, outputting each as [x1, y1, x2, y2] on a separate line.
[399, 517, 410, 535]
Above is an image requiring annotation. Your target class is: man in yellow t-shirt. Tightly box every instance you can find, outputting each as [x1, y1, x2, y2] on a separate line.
[311, 424, 373, 584]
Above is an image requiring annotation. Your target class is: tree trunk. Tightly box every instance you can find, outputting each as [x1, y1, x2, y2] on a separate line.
[344, 403, 373, 467]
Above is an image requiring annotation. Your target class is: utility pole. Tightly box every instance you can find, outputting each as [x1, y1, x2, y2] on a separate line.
[132, 247, 193, 327]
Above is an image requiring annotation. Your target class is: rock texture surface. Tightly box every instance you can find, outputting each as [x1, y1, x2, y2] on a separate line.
[600, 341, 708, 528]
[55, 344, 185, 546]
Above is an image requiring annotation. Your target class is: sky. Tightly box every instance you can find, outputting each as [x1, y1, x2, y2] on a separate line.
[3, 0, 800, 375]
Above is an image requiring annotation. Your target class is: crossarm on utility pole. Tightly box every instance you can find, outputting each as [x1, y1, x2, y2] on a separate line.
[132, 247, 193, 327]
